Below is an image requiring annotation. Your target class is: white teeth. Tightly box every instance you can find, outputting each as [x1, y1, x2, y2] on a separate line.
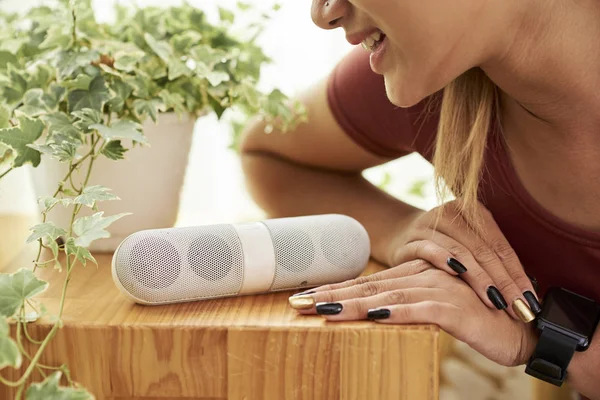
[361, 30, 384, 52]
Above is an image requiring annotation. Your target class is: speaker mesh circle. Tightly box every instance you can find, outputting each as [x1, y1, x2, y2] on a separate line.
[114, 225, 244, 304]
[129, 237, 181, 289]
[271, 227, 314, 273]
[321, 222, 366, 270]
[263, 215, 370, 291]
[188, 234, 234, 280]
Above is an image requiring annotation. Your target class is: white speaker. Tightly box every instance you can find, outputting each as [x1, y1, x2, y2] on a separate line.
[111, 214, 371, 305]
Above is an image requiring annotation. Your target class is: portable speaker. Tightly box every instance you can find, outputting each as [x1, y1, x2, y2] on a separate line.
[111, 214, 371, 305]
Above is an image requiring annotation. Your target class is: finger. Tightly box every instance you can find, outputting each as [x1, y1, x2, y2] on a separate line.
[475, 205, 542, 314]
[316, 288, 448, 321]
[392, 240, 465, 276]
[290, 258, 433, 296]
[292, 271, 448, 315]
[409, 229, 500, 311]
[432, 216, 535, 322]
[368, 301, 460, 333]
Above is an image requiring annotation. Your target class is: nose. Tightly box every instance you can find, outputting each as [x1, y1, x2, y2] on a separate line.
[311, 0, 347, 30]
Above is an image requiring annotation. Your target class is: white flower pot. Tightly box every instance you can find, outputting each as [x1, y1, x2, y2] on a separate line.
[30, 113, 196, 252]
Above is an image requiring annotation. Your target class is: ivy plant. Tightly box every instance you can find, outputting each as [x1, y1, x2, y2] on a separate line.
[0, 0, 304, 398]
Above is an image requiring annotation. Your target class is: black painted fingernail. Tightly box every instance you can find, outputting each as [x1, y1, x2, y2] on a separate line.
[291, 290, 316, 297]
[447, 258, 467, 274]
[523, 291, 542, 315]
[367, 308, 391, 320]
[316, 302, 343, 315]
[487, 286, 508, 310]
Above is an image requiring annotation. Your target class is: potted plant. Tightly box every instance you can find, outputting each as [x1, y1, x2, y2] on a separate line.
[0, 0, 303, 397]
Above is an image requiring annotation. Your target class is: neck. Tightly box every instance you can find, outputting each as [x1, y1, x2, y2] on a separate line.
[481, 0, 600, 136]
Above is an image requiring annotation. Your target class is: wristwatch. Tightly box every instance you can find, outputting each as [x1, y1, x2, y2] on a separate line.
[525, 287, 600, 386]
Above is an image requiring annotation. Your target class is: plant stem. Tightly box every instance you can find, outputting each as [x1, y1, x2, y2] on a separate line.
[0, 167, 13, 180]
[33, 149, 95, 273]
[70, 1, 77, 50]
[13, 135, 101, 389]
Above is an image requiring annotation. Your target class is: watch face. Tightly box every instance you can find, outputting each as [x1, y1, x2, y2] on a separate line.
[541, 288, 600, 338]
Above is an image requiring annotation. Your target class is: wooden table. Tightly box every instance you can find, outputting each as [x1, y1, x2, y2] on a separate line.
[1, 245, 440, 400]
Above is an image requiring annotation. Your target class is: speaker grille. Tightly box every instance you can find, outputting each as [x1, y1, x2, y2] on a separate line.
[263, 215, 370, 291]
[114, 225, 244, 304]
[130, 237, 181, 289]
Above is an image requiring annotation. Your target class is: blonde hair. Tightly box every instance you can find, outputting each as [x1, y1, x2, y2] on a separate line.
[432, 67, 499, 228]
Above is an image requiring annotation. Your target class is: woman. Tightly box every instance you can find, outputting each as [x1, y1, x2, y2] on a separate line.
[241, 0, 600, 398]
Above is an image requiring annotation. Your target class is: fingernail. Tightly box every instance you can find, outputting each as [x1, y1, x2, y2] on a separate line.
[512, 298, 536, 323]
[447, 258, 467, 274]
[288, 295, 315, 310]
[367, 308, 391, 320]
[487, 286, 508, 310]
[291, 290, 316, 297]
[523, 291, 542, 315]
[316, 302, 343, 315]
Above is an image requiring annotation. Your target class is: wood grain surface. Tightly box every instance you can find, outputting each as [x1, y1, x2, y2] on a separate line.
[0, 216, 441, 400]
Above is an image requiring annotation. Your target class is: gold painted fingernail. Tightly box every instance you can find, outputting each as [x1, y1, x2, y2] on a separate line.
[288, 295, 315, 310]
[512, 298, 536, 323]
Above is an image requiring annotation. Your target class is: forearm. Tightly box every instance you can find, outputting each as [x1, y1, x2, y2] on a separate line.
[567, 328, 600, 399]
[241, 151, 422, 266]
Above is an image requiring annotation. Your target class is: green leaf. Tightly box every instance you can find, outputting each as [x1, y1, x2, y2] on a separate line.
[39, 25, 71, 50]
[0, 51, 19, 70]
[0, 318, 7, 336]
[113, 55, 139, 73]
[26, 372, 94, 400]
[0, 143, 13, 168]
[73, 212, 129, 247]
[123, 74, 152, 98]
[0, 325, 22, 369]
[107, 80, 133, 114]
[240, 80, 261, 108]
[170, 31, 203, 54]
[0, 269, 48, 317]
[74, 185, 119, 208]
[0, 105, 9, 129]
[0, 113, 44, 167]
[2, 64, 27, 104]
[18, 89, 57, 117]
[65, 238, 96, 267]
[90, 120, 149, 145]
[27, 222, 67, 244]
[42, 112, 81, 141]
[167, 59, 191, 81]
[67, 76, 111, 113]
[61, 75, 93, 91]
[132, 98, 165, 123]
[100, 140, 127, 160]
[38, 196, 72, 211]
[55, 50, 100, 79]
[144, 33, 172, 62]
[71, 108, 103, 133]
[206, 71, 230, 87]
[159, 90, 186, 116]
[190, 45, 231, 69]
[218, 7, 235, 24]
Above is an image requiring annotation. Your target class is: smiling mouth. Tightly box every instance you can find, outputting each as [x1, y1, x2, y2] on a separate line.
[361, 29, 386, 52]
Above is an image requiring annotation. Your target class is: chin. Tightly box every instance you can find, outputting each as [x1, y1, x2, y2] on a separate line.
[383, 74, 432, 108]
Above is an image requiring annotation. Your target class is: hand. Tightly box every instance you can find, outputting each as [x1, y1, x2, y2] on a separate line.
[386, 200, 541, 322]
[289, 260, 538, 367]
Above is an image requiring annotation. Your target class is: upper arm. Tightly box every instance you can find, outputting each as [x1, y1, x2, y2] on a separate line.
[241, 47, 435, 172]
[241, 76, 394, 173]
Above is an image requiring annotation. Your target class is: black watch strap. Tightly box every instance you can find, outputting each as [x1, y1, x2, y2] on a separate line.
[525, 328, 579, 386]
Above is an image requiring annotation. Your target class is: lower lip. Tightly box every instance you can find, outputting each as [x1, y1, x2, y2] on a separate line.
[369, 36, 389, 74]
